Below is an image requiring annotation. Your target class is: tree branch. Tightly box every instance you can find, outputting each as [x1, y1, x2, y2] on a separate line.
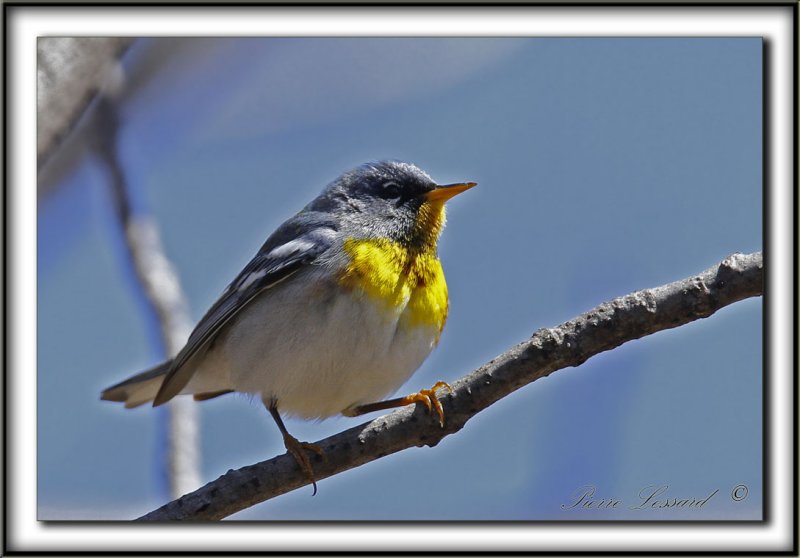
[137, 251, 763, 521]
[37, 37, 133, 174]
[93, 97, 201, 498]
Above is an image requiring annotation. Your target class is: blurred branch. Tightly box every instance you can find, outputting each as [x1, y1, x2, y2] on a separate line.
[37, 36, 203, 497]
[37, 38, 133, 178]
[137, 251, 763, 520]
[92, 97, 201, 498]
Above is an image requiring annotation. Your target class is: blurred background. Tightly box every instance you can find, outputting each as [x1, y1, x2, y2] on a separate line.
[37, 37, 762, 520]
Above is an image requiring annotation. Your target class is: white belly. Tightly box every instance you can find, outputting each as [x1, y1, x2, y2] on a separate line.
[207, 267, 439, 419]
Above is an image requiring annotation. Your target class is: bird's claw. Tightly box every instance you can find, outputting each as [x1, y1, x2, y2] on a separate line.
[403, 381, 452, 428]
[282, 434, 324, 495]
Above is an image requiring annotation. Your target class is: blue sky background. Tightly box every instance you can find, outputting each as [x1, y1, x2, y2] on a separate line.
[38, 37, 762, 520]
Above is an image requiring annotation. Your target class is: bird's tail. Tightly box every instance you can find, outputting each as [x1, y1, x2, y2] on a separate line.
[101, 361, 172, 409]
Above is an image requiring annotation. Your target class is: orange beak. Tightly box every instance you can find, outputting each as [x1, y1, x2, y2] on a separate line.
[423, 182, 477, 203]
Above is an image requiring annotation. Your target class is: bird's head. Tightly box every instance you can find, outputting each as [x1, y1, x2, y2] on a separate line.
[312, 160, 476, 250]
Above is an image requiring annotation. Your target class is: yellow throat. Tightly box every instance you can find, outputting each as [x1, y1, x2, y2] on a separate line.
[339, 199, 449, 339]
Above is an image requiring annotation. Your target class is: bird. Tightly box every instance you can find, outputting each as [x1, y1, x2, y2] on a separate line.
[101, 160, 476, 494]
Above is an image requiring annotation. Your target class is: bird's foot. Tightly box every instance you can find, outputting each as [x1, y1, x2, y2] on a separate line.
[397, 381, 452, 427]
[282, 433, 324, 496]
[345, 381, 453, 428]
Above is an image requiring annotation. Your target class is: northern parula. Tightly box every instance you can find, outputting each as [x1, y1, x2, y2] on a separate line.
[101, 160, 476, 492]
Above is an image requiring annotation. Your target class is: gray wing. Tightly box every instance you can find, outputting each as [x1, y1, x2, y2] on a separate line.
[153, 215, 336, 406]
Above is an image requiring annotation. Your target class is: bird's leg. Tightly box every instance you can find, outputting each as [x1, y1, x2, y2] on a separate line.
[266, 401, 324, 495]
[343, 381, 453, 427]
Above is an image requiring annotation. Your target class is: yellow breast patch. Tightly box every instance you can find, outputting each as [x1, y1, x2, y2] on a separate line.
[339, 237, 449, 338]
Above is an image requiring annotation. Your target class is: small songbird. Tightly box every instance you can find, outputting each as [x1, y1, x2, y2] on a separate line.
[101, 160, 476, 493]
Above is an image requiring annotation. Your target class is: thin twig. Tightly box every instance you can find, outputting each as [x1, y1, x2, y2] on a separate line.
[137, 251, 763, 520]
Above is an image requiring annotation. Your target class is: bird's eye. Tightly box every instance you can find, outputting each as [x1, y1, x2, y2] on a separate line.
[381, 181, 402, 200]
